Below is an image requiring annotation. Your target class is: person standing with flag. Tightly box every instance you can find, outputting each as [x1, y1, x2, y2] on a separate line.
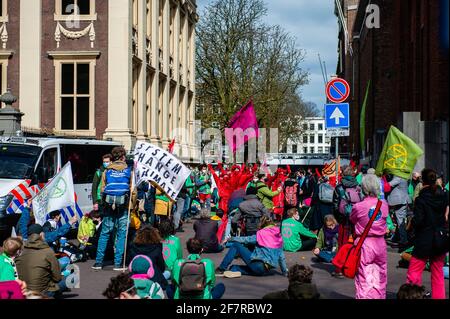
[375, 126, 424, 252]
[92, 147, 132, 271]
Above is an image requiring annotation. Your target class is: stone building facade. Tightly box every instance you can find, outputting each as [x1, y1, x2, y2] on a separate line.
[0, 0, 199, 162]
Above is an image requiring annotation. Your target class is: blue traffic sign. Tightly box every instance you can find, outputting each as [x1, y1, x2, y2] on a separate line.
[325, 103, 350, 129]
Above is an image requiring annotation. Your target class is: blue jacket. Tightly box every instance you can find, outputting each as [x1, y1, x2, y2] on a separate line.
[42, 221, 71, 246]
[231, 235, 287, 274]
[17, 207, 31, 240]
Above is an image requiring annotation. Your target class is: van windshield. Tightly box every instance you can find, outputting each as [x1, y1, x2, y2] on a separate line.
[0, 144, 41, 179]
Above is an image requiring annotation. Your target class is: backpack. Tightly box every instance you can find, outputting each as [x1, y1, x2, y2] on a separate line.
[338, 186, 363, 216]
[179, 258, 206, 297]
[285, 184, 298, 207]
[318, 183, 334, 203]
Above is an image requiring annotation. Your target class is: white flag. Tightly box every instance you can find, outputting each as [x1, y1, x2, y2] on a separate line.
[32, 162, 76, 225]
[133, 141, 191, 201]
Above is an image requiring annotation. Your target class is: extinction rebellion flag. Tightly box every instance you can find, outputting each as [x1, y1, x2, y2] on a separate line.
[375, 126, 424, 179]
[133, 141, 191, 201]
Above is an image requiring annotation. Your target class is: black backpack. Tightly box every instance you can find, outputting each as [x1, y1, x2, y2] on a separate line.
[179, 258, 206, 297]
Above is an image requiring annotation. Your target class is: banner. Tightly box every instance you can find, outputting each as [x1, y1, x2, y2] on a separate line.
[225, 100, 259, 153]
[32, 162, 76, 225]
[375, 126, 424, 179]
[133, 141, 191, 201]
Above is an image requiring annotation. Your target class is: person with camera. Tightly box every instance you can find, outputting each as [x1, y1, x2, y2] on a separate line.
[92, 147, 131, 271]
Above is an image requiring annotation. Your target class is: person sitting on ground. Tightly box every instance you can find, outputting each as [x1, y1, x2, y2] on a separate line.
[169, 238, 225, 299]
[216, 216, 287, 278]
[15, 224, 65, 298]
[103, 272, 141, 299]
[0, 237, 23, 281]
[255, 174, 283, 211]
[313, 215, 342, 278]
[77, 210, 102, 258]
[263, 264, 320, 299]
[232, 186, 271, 237]
[128, 255, 165, 299]
[281, 208, 317, 252]
[157, 220, 183, 276]
[194, 208, 223, 253]
[397, 283, 426, 299]
[42, 211, 78, 248]
[127, 225, 168, 290]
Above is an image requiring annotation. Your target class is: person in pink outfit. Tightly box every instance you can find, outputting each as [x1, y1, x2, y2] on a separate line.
[406, 169, 448, 299]
[350, 174, 389, 299]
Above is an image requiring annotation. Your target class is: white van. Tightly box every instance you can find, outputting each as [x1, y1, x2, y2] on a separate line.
[0, 136, 122, 240]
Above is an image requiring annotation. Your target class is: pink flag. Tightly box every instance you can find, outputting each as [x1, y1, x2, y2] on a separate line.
[225, 100, 259, 153]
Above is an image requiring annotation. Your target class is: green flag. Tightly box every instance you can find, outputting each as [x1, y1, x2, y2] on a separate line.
[375, 126, 424, 179]
[360, 80, 371, 155]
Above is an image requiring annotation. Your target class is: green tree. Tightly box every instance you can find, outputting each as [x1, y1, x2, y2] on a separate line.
[196, 0, 316, 148]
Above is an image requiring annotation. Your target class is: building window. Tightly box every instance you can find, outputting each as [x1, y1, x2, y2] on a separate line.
[310, 123, 314, 131]
[310, 147, 315, 154]
[325, 147, 330, 153]
[53, 58, 96, 134]
[292, 145, 297, 154]
[318, 123, 323, 131]
[303, 147, 308, 154]
[0, 0, 8, 22]
[303, 123, 308, 131]
[310, 134, 315, 144]
[318, 135, 323, 144]
[318, 146, 323, 153]
[303, 135, 308, 144]
[55, 0, 97, 21]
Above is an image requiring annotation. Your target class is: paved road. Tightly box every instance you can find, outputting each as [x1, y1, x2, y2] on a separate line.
[69, 221, 449, 299]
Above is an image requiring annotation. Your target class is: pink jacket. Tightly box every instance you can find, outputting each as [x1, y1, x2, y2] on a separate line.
[256, 226, 283, 249]
[350, 197, 389, 238]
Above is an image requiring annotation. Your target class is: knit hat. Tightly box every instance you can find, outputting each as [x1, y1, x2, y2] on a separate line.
[28, 224, 43, 236]
[128, 255, 155, 279]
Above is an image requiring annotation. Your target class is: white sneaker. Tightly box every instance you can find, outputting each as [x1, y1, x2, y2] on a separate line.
[113, 265, 127, 271]
[224, 271, 242, 278]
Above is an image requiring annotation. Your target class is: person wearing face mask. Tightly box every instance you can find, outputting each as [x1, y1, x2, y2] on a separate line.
[281, 208, 317, 252]
[77, 210, 102, 259]
[92, 154, 113, 214]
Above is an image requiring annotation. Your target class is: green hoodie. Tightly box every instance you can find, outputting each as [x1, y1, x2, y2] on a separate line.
[171, 254, 216, 299]
[162, 235, 183, 272]
[0, 253, 17, 281]
[281, 218, 317, 252]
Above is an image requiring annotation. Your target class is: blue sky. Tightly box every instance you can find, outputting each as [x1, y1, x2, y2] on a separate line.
[196, 0, 339, 112]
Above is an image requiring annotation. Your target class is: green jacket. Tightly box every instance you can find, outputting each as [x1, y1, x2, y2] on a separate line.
[281, 218, 317, 252]
[92, 167, 105, 204]
[315, 228, 338, 251]
[171, 254, 215, 299]
[0, 253, 17, 281]
[256, 181, 280, 209]
[162, 235, 183, 272]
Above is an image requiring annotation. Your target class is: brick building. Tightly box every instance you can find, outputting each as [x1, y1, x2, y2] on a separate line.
[335, 0, 449, 177]
[0, 0, 199, 162]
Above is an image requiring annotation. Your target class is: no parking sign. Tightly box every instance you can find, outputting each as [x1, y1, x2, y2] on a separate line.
[326, 78, 350, 103]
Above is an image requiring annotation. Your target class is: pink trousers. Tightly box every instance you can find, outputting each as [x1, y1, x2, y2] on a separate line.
[406, 254, 446, 299]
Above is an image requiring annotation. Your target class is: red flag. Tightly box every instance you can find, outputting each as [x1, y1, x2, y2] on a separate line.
[168, 139, 175, 154]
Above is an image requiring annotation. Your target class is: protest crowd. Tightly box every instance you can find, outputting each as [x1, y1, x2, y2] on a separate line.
[0, 127, 449, 300]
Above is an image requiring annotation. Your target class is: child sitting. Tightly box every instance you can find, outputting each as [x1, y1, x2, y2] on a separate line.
[263, 264, 320, 299]
[313, 215, 342, 278]
[0, 237, 23, 281]
[77, 210, 102, 259]
[128, 255, 165, 299]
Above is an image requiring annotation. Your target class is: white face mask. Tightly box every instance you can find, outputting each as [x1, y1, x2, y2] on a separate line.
[294, 215, 300, 221]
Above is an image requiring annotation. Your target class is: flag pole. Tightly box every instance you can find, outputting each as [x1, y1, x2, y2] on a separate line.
[122, 167, 135, 271]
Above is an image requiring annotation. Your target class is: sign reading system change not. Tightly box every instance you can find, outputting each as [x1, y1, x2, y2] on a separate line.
[134, 141, 191, 201]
